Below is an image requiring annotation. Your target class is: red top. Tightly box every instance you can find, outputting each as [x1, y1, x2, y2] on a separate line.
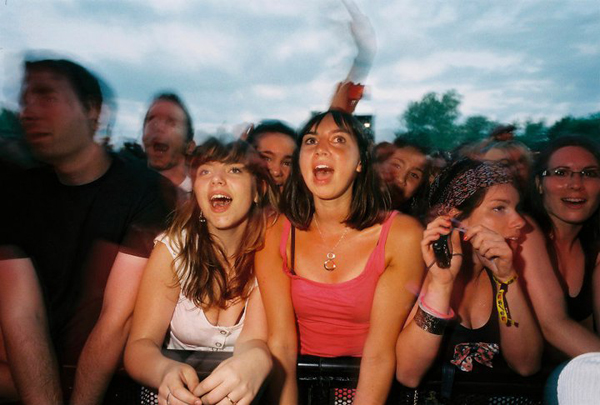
[280, 211, 398, 357]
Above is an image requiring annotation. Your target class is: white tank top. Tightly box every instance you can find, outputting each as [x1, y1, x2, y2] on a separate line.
[156, 234, 250, 352]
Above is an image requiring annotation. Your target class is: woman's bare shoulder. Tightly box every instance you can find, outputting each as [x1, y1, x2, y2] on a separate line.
[389, 211, 424, 241]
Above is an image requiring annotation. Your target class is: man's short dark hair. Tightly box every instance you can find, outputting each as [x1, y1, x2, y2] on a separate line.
[246, 120, 296, 146]
[144, 93, 194, 142]
[24, 59, 103, 112]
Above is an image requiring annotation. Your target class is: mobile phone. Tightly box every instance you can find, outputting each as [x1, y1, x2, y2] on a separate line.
[432, 233, 452, 269]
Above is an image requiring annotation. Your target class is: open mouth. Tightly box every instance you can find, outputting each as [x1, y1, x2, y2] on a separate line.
[152, 142, 169, 152]
[313, 164, 334, 181]
[210, 194, 233, 208]
[561, 197, 586, 208]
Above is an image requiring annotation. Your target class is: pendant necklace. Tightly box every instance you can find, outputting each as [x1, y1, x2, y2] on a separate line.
[313, 217, 350, 271]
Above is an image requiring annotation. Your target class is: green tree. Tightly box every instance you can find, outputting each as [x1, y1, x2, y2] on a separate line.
[397, 90, 461, 151]
[547, 113, 600, 141]
[518, 119, 548, 151]
[457, 115, 497, 145]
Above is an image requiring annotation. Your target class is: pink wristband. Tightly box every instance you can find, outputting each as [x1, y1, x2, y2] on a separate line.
[419, 296, 455, 320]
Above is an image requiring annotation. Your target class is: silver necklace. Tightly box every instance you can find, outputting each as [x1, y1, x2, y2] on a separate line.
[313, 217, 350, 271]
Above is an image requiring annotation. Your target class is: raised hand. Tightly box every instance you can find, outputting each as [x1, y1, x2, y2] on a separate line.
[463, 224, 515, 281]
[421, 216, 463, 286]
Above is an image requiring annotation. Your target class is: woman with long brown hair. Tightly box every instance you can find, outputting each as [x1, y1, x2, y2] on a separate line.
[256, 110, 424, 404]
[125, 138, 278, 405]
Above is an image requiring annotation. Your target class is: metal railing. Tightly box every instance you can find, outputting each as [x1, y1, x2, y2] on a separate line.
[36, 351, 546, 405]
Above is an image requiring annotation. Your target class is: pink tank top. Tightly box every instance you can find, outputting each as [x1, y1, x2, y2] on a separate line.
[280, 211, 397, 357]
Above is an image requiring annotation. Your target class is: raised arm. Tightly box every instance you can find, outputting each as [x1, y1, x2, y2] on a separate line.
[0, 257, 62, 405]
[194, 287, 272, 405]
[71, 251, 148, 405]
[255, 217, 298, 405]
[395, 216, 462, 388]
[329, 0, 377, 113]
[353, 215, 424, 405]
[518, 217, 600, 357]
[124, 242, 203, 405]
[464, 224, 543, 375]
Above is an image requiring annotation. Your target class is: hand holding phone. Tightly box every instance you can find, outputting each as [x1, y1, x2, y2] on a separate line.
[432, 233, 452, 269]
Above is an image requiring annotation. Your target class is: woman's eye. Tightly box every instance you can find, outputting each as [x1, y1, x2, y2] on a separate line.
[260, 155, 271, 162]
[303, 137, 317, 145]
[493, 206, 506, 212]
[410, 172, 421, 181]
[229, 167, 243, 174]
[283, 160, 292, 167]
[553, 168, 568, 177]
[333, 135, 346, 143]
[198, 169, 210, 176]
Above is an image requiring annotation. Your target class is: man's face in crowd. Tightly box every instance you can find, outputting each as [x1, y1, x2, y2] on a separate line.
[19, 69, 97, 164]
[142, 99, 189, 172]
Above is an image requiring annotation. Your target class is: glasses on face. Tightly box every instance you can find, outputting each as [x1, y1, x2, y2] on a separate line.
[542, 167, 600, 181]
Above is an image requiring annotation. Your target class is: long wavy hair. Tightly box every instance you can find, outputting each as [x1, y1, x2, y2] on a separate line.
[527, 135, 600, 251]
[282, 110, 390, 230]
[165, 137, 279, 309]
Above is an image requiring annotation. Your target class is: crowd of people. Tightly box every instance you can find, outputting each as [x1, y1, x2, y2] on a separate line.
[1, 4, 599, 405]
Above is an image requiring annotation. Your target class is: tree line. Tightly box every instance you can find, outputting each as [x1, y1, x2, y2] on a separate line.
[395, 90, 600, 152]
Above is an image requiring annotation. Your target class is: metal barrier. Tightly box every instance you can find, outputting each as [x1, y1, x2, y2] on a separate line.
[22, 351, 545, 405]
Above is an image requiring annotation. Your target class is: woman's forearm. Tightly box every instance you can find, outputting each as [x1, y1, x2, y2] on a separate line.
[268, 341, 298, 405]
[124, 338, 176, 388]
[354, 349, 395, 405]
[496, 279, 543, 376]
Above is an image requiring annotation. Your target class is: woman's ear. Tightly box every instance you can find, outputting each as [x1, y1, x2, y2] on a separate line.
[535, 176, 543, 194]
[356, 161, 362, 173]
[448, 208, 462, 219]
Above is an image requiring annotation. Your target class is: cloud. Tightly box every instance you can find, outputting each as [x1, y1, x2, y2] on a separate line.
[1, 0, 599, 144]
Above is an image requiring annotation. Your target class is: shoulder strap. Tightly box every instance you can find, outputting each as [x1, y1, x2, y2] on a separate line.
[377, 211, 399, 248]
[291, 226, 296, 275]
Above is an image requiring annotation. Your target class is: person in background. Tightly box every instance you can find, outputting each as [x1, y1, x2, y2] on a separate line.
[257, 110, 424, 404]
[489, 124, 516, 142]
[246, 120, 297, 190]
[396, 159, 543, 393]
[374, 138, 430, 219]
[0, 58, 173, 404]
[142, 92, 196, 195]
[520, 135, 600, 361]
[125, 138, 277, 405]
[481, 140, 533, 192]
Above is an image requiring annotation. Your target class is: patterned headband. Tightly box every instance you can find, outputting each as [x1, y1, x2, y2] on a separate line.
[429, 161, 513, 216]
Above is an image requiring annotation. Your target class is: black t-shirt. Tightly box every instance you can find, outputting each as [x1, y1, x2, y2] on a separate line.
[2, 155, 176, 363]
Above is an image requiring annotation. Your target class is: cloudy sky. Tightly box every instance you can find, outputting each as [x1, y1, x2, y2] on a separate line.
[1, 0, 598, 143]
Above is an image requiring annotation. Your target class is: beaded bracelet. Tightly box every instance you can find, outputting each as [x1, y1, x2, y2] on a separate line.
[492, 273, 519, 327]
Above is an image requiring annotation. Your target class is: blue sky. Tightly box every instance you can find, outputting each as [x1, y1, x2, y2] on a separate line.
[1, 0, 599, 144]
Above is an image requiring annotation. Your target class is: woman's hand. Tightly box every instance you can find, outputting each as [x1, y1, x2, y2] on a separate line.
[422, 216, 463, 285]
[463, 224, 515, 281]
[193, 346, 271, 405]
[158, 362, 202, 405]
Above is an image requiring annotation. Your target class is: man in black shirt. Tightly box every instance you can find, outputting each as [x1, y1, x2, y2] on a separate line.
[0, 59, 173, 404]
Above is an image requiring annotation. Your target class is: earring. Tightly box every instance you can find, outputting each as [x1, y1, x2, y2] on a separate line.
[199, 210, 206, 223]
